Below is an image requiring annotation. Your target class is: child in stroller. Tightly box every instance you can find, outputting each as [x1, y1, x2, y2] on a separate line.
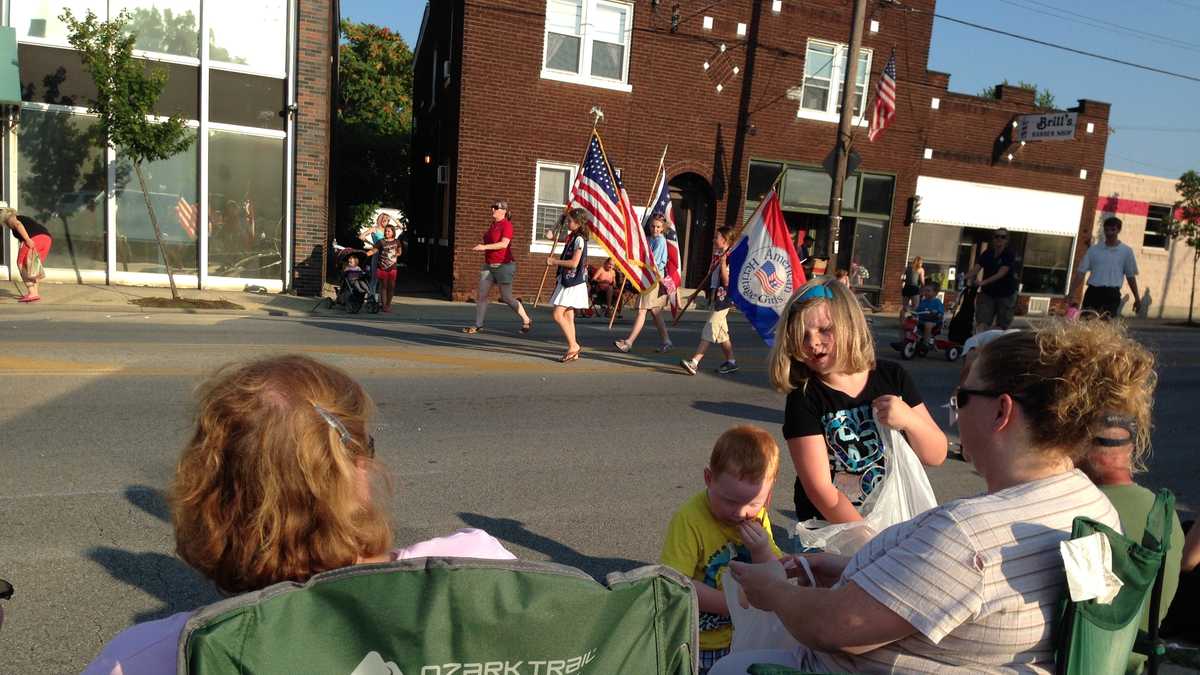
[333, 247, 380, 314]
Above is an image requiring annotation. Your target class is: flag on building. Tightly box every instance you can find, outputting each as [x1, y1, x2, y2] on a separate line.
[568, 132, 656, 291]
[643, 165, 683, 316]
[867, 51, 897, 143]
[726, 190, 806, 345]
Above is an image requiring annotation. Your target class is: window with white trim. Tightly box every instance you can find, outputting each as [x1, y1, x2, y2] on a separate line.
[543, 0, 633, 89]
[1144, 203, 1171, 250]
[534, 162, 577, 244]
[798, 39, 871, 121]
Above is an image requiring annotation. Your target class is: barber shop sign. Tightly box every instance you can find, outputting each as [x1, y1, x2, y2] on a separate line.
[1016, 112, 1078, 142]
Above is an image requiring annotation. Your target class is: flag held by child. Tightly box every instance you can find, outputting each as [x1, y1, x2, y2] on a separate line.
[867, 51, 897, 143]
[643, 165, 683, 317]
[726, 190, 806, 345]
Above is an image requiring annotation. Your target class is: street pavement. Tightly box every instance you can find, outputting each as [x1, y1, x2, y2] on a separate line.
[0, 292, 1197, 673]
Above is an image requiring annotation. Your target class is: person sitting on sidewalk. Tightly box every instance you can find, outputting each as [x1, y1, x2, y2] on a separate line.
[590, 257, 618, 316]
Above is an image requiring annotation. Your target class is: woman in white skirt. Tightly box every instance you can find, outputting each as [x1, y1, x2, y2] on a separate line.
[546, 209, 591, 363]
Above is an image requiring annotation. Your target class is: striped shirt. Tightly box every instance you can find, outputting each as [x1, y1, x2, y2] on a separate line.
[818, 470, 1120, 674]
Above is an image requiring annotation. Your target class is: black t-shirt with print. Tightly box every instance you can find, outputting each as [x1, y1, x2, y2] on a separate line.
[782, 359, 924, 521]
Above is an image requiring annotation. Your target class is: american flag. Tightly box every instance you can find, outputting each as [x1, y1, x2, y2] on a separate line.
[644, 165, 683, 314]
[754, 260, 787, 295]
[867, 52, 897, 143]
[569, 132, 656, 291]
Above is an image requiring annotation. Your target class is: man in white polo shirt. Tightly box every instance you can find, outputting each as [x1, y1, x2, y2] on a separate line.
[1076, 216, 1141, 318]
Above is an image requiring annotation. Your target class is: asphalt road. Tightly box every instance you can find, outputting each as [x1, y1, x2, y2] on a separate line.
[0, 304, 1195, 673]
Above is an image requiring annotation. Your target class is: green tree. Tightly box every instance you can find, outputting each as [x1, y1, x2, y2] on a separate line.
[977, 79, 1057, 109]
[63, 9, 195, 299]
[335, 21, 412, 241]
[1168, 170, 1200, 324]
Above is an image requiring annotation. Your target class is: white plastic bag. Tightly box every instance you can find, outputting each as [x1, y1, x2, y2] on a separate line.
[793, 413, 938, 556]
[723, 574, 802, 652]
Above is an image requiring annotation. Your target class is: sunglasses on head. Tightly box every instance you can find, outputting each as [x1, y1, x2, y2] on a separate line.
[313, 404, 376, 458]
[491, 204, 504, 210]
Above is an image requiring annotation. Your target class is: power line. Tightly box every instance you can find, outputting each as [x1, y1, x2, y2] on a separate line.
[990, 0, 1200, 55]
[882, 2, 1200, 84]
[1112, 126, 1200, 133]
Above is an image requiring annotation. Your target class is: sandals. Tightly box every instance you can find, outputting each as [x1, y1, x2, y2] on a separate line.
[521, 321, 533, 334]
[613, 339, 631, 353]
[560, 349, 582, 363]
[462, 325, 482, 334]
[18, 295, 41, 304]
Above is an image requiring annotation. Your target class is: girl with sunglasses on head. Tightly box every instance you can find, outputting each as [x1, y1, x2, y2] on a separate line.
[465, 201, 532, 334]
[768, 280, 947, 525]
[83, 355, 514, 675]
[546, 209, 591, 362]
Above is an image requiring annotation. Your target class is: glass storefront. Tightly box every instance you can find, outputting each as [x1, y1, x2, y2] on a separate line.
[908, 223, 1075, 295]
[6, 1, 292, 288]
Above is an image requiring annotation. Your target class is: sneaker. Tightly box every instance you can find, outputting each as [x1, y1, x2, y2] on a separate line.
[613, 339, 631, 353]
[717, 361, 739, 375]
[656, 341, 673, 353]
[680, 358, 698, 375]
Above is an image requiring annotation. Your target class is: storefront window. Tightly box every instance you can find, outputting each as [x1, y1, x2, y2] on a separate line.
[858, 174, 894, 215]
[850, 218, 886, 288]
[207, 130, 286, 279]
[207, 0, 288, 73]
[13, 1, 106, 44]
[1020, 233, 1072, 294]
[908, 222, 960, 289]
[17, 108, 107, 272]
[114, 133, 199, 274]
[18, 44, 99, 106]
[209, 71, 286, 131]
[746, 161, 781, 202]
[113, 0, 201, 58]
[782, 168, 830, 209]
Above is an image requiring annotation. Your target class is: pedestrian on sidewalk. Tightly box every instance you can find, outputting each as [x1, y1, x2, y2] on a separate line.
[1075, 216, 1142, 319]
[366, 225, 401, 312]
[680, 226, 737, 375]
[966, 229, 1019, 334]
[546, 209, 590, 363]
[465, 200, 532, 334]
[1, 203, 52, 303]
[614, 214, 672, 354]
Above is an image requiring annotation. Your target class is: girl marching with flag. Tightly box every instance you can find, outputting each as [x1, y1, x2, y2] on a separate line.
[547, 209, 591, 362]
[613, 213, 673, 354]
[680, 226, 738, 375]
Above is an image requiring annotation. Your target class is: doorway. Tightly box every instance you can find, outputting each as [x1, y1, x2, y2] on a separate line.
[668, 173, 716, 288]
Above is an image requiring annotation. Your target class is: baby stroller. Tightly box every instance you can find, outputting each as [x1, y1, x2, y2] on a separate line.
[332, 246, 380, 314]
[892, 284, 976, 362]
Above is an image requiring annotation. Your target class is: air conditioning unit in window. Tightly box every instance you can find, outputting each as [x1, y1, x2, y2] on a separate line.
[1026, 296, 1051, 316]
[436, 164, 450, 185]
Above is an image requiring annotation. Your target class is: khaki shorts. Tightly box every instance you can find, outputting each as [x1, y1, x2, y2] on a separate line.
[975, 291, 1016, 329]
[701, 308, 731, 343]
[636, 283, 669, 310]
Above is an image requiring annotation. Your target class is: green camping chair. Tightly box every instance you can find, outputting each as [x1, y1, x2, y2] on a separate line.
[1055, 489, 1175, 675]
[180, 557, 698, 675]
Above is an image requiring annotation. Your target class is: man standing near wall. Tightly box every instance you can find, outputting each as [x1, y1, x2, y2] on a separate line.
[1076, 216, 1142, 319]
[967, 228, 1020, 334]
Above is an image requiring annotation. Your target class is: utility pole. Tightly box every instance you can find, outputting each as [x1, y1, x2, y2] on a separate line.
[826, 0, 869, 270]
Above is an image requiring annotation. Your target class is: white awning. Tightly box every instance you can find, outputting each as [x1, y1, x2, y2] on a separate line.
[915, 176, 1084, 237]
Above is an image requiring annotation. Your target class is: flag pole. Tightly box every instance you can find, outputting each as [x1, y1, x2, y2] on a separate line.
[535, 110, 604, 307]
[607, 277, 628, 330]
[672, 167, 787, 325]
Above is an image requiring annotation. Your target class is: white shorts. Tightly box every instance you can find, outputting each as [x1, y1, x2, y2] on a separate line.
[550, 282, 590, 309]
[701, 308, 731, 343]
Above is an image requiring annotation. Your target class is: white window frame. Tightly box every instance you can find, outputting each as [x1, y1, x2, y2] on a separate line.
[531, 160, 576, 253]
[796, 38, 871, 126]
[1143, 203, 1172, 251]
[540, 0, 634, 93]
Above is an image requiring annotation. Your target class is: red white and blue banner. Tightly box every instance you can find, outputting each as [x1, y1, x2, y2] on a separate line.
[727, 190, 806, 345]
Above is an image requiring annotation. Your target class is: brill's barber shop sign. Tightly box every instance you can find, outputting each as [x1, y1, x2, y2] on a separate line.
[1016, 112, 1078, 142]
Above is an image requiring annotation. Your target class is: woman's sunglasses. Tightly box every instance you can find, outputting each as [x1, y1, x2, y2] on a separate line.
[950, 387, 1009, 412]
[313, 404, 376, 458]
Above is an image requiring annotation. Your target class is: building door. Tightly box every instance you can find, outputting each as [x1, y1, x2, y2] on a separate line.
[669, 173, 716, 288]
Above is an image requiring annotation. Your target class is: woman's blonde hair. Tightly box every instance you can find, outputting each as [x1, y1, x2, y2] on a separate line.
[911, 256, 923, 269]
[976, 320, 1156, 466]
[768, 279, 875, 393]
[171, 354, 393, 594]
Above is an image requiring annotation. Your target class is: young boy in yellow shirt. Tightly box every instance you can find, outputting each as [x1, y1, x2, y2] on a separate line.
[660, 425, 784, 673]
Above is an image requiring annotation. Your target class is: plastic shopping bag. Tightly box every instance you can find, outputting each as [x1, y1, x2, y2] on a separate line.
[793, 413, 938, 556]
[21, 249, 44, 282]
[723, 574, 801, 652]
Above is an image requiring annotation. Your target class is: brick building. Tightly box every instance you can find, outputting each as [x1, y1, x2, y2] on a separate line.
[1, 0, 336, 295]
[1090, 170, 1195, 319]
[411, 0, 1111, 309]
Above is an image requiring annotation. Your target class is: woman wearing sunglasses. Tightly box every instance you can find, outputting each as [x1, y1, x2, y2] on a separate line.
[464, 200, 533, 334]
[714, 320, 1133, 674]
[84, 355, 514, 675]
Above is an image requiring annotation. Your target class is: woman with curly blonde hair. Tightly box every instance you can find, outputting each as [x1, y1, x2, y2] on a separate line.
[84, 355, 513, 675]
[713, 320, 1134, 674]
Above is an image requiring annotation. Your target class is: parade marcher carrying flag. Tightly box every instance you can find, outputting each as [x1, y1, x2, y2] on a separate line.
[568, 131, 656, 292]
[642, 156, 683, 319]
[725, 189, 806, 345]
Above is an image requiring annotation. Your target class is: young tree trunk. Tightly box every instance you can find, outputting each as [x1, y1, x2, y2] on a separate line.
[132, 160, 180, 300]
[1190, 253, 1197, 325]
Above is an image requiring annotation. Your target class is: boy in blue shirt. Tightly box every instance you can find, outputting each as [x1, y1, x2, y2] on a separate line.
[913, 283, 945, 347]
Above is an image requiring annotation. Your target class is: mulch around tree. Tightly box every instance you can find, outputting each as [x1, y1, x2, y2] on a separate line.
[130, 297, 245, 310]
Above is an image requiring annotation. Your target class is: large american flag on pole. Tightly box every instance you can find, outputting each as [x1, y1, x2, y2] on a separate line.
[867, 51, 897, 143]
[569, 132, 656, 291]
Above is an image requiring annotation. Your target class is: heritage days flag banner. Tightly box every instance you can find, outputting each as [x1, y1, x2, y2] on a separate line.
[727, 190, 806, 345]
[569, 132, 656, 292]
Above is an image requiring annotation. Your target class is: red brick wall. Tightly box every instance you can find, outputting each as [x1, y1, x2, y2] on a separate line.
[292, 0, 334, 296]
[436, 0, 1109, 303]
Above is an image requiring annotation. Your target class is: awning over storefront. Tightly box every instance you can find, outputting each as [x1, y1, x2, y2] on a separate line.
[0, 27, 20, 106]
[915, 175, 1084, 237]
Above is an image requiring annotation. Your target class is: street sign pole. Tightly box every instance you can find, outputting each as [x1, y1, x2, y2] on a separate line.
[826, 0, 869, 271]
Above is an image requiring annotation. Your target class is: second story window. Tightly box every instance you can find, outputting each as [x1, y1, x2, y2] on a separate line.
[1144, 203, 1172, 250]
[799, 39, 871, 122]
[543, 0, 633, 91]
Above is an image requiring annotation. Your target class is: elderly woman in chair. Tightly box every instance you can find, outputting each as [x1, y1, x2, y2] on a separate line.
[713, 320, 1149, 674]
[84, 355, 514, 675]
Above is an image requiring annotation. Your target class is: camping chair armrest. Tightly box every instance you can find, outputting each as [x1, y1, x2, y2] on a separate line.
[1134, 630, 1166, 660]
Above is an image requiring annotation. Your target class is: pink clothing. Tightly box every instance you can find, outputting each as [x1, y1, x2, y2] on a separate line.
[82, 528, 515, 675]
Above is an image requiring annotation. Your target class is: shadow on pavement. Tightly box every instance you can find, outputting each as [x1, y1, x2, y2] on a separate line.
[458, 512, 647, 579]
[691, 400, 783, 424]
